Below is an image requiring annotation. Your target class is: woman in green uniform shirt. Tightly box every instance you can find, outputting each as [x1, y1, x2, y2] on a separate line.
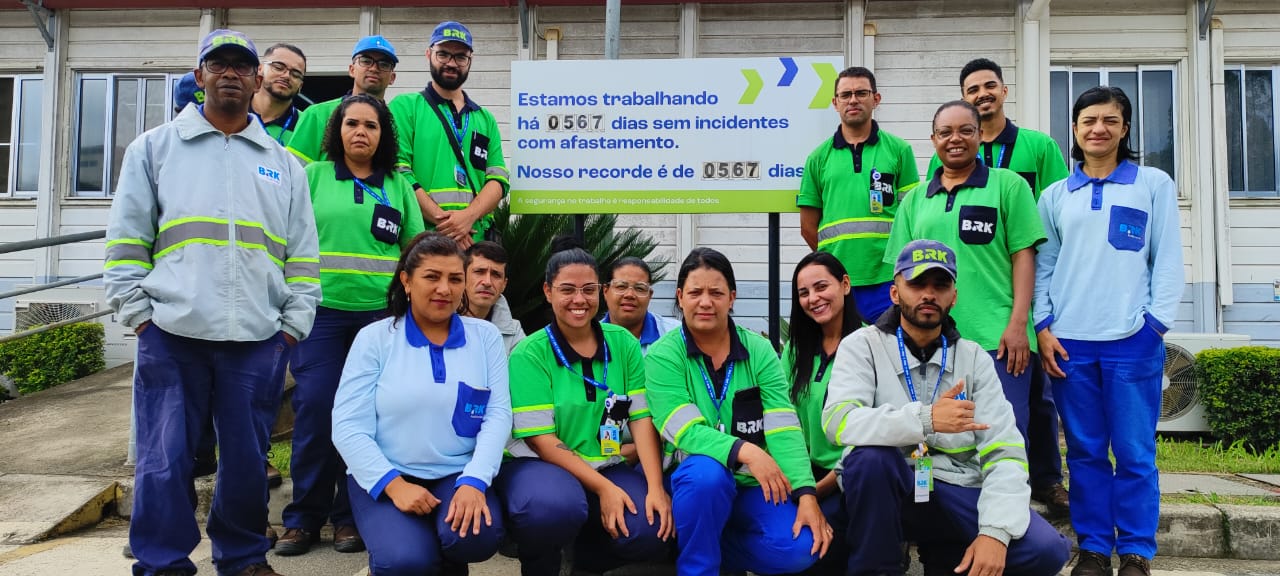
[646, 247, 832, 576]
[784, 251, 864, 575]
[495, 239, 672, 576]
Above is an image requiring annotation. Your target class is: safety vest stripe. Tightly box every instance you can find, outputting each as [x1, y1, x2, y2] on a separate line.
[822, 399, 862, 442]
[105, 243, 153, 268]
[628, 391, 649, 414]
[763, 408, 801, 436]
[319, 254, 398, 274]
[154, 219, 287, 265]
[816, 219, 894, 243]
[660, 404, 705, 445]
[982, 457, 1028, 472]
[284, 258, 321, 283]
[512, 408, 555, 436]
[486, 166, 510, 181]
[429, 191, 475, 205]
[977, 443, 1027, 466]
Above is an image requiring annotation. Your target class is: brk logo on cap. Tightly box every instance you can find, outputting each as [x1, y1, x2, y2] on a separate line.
[894, 239, 958, 281]
[431, 21, 474, 49]
[198, 29, 259, 65]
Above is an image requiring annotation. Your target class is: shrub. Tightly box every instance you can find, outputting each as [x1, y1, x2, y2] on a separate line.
[1197, 346, 1280, 453]
[0, 322, 106, 395]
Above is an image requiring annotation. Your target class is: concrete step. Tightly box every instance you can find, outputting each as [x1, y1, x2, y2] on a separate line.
[0, 474, 117, 545]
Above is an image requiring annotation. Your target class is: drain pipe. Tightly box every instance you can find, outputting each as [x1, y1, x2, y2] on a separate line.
[1020, 0, 1050, 130]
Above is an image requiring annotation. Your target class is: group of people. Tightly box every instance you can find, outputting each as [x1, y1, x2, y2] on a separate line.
[101, 20, 1182, 576]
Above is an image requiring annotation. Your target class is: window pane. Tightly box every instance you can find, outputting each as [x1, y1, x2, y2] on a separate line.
[76, 78, 107, 193]
[16, 79, 42, 192]
[1110, 71, 1140, 156]
[111, 78, 140, 193]
[1244, 70, 1276, 193]
[1072, 71, 1100, 103]
[144, 78, 166, 131]
[1141, 70, 1175, 180]
[1050, 71, 1070, 163]
[0, 78, 12, 142]
[1225, 70, 1245, 192]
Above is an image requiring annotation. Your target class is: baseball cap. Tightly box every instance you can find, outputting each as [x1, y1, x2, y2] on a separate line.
[352, 35, 399, 64]
[894, 240, 958, 282]
[172, 72, 204, 111]
[430, 21, 473, 50]
[197, 29, 259, 65]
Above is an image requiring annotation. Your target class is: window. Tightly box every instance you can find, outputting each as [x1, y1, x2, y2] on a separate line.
[1, 76, 43, 196]
[1225, 65, 1278, 198]
[73, 74, 170, 197]
[1050, 66, 1178, 182]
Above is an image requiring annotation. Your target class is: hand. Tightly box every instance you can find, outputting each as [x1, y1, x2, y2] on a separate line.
[793, 494, 832, 558]
[134, 321, 151, 336]
[281, 331, 297, 347]
[931, 380, 990, 434]
[996, 320, 1030, 376]
[435, 209, 479, 242]
[596, 481, 637, 539]
[644, 484, 675, 541]
[385, 477, 441, 516]
[955, 534, 1007, 576]
[814, 470, 839, 499]
[739, 443, 792, 504]
[620, 442, 640, 466]
[1036, 328, 1069, 379]
[444, 485, 491, 537]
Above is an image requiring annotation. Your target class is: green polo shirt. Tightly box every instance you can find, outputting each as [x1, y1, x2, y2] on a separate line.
[798, 121, 920, 286]
[509, 321, 650, 470]
[305, 160, 426, 311]
[255, 105, 299, 149]
[287, 97, 343, 164]
[926, 120, 1068, 200]
[781, 343, 843, 472]
[883, 164, 1046, 352]
[389, 85, 510, 243]
[645, 322, 815, 492]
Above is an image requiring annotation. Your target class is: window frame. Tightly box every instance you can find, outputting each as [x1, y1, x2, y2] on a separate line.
[2, 74, 43, 198]
[71, 72, 175, 198]
[1049, 64, 1180, 183]
[1224, 63, 1280, 199]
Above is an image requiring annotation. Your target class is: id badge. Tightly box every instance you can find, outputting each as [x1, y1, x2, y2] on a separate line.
[454, 164, 468, 188]
[914, 456, 933, 503]
[870, 187, 884, 214]
[599, 423, 621, 456]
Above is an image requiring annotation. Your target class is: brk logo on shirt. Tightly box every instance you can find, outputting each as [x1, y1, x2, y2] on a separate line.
[464, 402, 486, 419]
[257, 165, 281, 186]
[958, 205, 998, 245]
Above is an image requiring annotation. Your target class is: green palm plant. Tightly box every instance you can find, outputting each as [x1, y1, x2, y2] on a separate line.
[490, 203, 668, 334]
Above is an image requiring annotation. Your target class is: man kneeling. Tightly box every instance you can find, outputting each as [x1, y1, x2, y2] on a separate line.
[822, 240, 1069, 576]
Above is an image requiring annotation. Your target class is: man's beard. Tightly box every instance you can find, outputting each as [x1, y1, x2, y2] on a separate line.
[901, 302, 950, 331]
[431, 63, 468, 91]
[264, 81, 296, 103]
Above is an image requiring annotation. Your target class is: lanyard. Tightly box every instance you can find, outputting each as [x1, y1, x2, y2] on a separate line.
[979, 142, 1007, 169]
[353, 177, 390, 207]
[680, 329, 734, 412]
[254, 111, 294, 145]
[445, 107, 470, 148]
[895, 326, 951, 404]
[544, 326, 612, 397]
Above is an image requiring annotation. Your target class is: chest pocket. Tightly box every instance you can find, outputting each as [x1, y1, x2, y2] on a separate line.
[731, 386, 765, 447]
[451, 381, 491, 438]
[958, 205, 998, 245]
[1016, 172, 1037, 193]
[1108, 205, 1148, 252]
[870, 170, 898, 207]
[470, 133, 490, 172]
[600, 394, 632, 428]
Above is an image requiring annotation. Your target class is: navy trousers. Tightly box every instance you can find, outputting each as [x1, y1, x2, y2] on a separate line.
[669, 455, 818, 576]
[988, 351, 1034, 444]
[851, 282, 893, 324]
[790, 474, 849, 576]
[129, 326, 289, 576]
[1027, 363, 1065, 490]
[841, 446, 1070, 576]
[1053, 326, 1164, 559]
[283, 307, 384, 532]
[347, 473, 503, 575]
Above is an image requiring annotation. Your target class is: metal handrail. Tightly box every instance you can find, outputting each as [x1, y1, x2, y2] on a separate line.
[0, 230, 105, 255]
[0, 309, 114, 345]
[0, 231, 110, 344]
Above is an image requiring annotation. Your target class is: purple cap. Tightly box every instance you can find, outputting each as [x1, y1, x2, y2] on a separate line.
[430, 21, 473, 49]
[198, 29, 258, 65]
[894, 240, 958, 281]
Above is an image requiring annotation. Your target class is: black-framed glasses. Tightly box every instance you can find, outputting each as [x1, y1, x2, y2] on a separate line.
[262, 60, 305, 81]
[835, 89, 874, 102]
[433, 49, 472, 66]
[354, 55, 396, 72]
[553, 283, 601, 298]
[204, 59, 257, 77]
[607, 280, 652, 296]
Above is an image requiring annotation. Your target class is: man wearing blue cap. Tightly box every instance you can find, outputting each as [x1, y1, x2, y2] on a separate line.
[390, 21, 509, 248]
[172, 71, 204, 115]
[822, 240, 1069, 576]
[286, 35, 398, 164]
[105, 28, 320, 576]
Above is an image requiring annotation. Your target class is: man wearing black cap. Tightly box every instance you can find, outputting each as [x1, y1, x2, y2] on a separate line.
[105, 28, 319, 576]
[287, 35, 398, 164]
[390, 21, 509, 249]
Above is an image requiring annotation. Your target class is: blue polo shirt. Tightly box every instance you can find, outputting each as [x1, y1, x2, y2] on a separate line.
[603, 311, 681, 354]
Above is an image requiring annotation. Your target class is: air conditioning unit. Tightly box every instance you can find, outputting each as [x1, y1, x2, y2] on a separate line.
[12, 285, 136, 369]
[1157, 332, 1251, 433]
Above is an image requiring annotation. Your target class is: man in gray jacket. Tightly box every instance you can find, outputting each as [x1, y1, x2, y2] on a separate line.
[104, 29, 320, 576]
[462, 241, 526, 353]
[822, 240, 1067, 576]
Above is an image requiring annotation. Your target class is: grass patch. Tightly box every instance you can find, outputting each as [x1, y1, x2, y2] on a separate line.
[1155, 437, 1280, 474]
[1163, 493, 1280, 507]
[268, 440, 291, 478]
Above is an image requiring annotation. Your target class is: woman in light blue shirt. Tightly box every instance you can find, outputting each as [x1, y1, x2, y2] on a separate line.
[332, 232, 512, 575]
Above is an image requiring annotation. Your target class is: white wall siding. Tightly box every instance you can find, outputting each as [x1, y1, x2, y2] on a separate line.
[227, 8, 361, 75]
[66, 10, 200, 70]
[0, 12, 46, 72]
[56, 205, 109, 279]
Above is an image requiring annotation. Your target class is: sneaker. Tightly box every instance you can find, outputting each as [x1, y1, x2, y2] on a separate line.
[1031, 482, 1070, 516]
[266, 462, 283, 489]
[1071, 550, 1113, 576]
[333, 524, 366, 553]
[274, 528, 317, 556]
[1117, 554, 1151, 576]
[234, 562, 283, 576]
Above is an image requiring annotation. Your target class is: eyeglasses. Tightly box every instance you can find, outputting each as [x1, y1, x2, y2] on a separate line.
[433, 49, 472, 66]
[607, 280, 652, 296]
[835, 89, 874, 102]
[933, 126, 979, 139]
[262, 60, 305, 81]
[553, 283, 601, 298]
[203, 59, 257, 77]
[354, 55, 396, 72]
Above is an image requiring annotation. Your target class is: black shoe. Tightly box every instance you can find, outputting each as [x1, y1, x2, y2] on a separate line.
[1117, 554, 1151, 576]
[234, 562, 283, 576]
[265, 462, 283, 489]
[266, 525, 279, 549]
[333, 524, 366, 553]
[274, 528, 317, 556]
[1032, 482, 1071, 517]
[1071, 550, 1114, 576]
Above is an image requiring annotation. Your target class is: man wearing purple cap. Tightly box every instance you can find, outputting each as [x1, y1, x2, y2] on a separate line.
[390, 21, 509, 249]
[105, 28, 319, 576]
[286, 35, 398, 164]
[821, 240, 1069, 576]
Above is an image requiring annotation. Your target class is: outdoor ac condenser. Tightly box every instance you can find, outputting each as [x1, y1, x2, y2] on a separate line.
[1157, 332, 1252, 434]
[12, 285, 135, 369]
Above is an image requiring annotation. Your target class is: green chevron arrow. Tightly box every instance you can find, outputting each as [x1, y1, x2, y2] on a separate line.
[739, 69, 763, 104]
[808, 62, 838, 109]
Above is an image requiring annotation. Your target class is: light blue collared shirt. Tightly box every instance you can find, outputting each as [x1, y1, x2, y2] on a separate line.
[603, 311, 681, 354]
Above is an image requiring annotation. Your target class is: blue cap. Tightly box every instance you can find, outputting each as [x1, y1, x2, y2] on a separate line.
[430, 21, 473, 49]
[198, 29, 258, 65]
[173, 72, 204, 112]
[894, 240, 958, 281]
[352, 35, 398, 64]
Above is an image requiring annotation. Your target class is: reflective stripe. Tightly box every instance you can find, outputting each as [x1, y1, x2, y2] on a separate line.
[660, 404, 705, 444]
[153, 218, 287, 266]
[512, 405, 555, 437]
[977, 442, 1027, 467]
[816, 218, 893, 247]
[105, 241, 153, 269]
[823, 399, 862, 443]
[429, 191, 475, 205]
[982, 458, 1028, 472]
[763, 408, 801, 436]
[319, 253, 398, 275]
[486, 166, 510, 181]
[628, 390, 649, 415]
[285, 257, 321, 284]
